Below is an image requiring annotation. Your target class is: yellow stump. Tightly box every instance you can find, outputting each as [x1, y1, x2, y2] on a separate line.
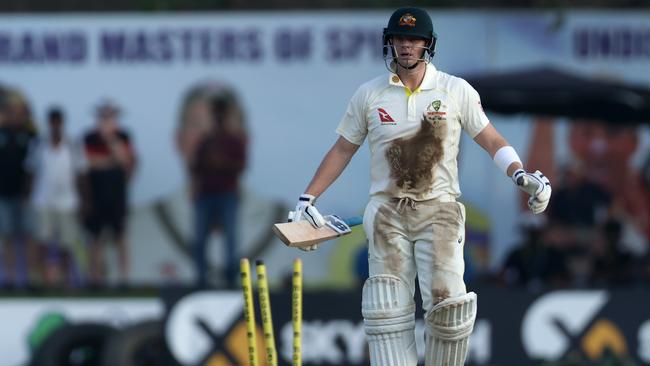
[256, 260, 277, 366]
[241, 258, 258, 366]
[292, 258, 302, 366]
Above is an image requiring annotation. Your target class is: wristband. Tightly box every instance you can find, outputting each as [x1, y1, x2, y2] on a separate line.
[493, 146, 522, 175]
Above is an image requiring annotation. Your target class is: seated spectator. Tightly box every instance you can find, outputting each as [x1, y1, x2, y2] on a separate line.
[590, 218, 637, 286]
[500, 215, 570, 290]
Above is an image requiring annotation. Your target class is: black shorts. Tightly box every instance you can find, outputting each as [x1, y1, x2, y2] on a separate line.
[83, 205, 126, 239]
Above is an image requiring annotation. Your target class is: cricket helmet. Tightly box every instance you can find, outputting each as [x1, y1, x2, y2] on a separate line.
[383, 7, 437, 59]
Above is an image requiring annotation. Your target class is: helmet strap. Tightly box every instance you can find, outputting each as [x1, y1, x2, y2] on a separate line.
[383, 44, 429, 75]
[397, 59, 422, 71]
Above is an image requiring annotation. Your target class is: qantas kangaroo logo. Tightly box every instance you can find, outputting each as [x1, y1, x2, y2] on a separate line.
[378, 108, 395, 123]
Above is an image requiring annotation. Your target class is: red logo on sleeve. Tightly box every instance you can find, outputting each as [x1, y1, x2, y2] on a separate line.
[378, 108, 395, 123]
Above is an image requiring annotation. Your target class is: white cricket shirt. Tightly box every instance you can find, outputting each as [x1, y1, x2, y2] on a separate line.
[336, 63, 489, 200]
[28, 138, 87, 211]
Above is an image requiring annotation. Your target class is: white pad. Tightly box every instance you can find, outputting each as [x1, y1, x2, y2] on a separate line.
[425, 292, 477, 366]
[362, 275, 417, 366]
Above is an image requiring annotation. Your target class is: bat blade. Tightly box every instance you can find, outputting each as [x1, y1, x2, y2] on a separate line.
[273, 215, 362, 248]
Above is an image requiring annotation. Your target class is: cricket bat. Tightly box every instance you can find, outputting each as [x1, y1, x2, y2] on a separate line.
[273, 215, 363, 248]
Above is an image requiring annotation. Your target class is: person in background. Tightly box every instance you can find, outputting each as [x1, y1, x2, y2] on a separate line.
[82, 100, 136, 286]
[528, 119, 649, 257]
[591, 218, 637, 286]
[188, 88, 247, 288]
[548, 161, 611, 228]
[500, 215, 567, 290]
[28, 107, 87, 286]
[0, 89, 37, 287]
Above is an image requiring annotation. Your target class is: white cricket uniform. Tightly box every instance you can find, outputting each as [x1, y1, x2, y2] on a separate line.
[28, 138, 87, 247]
[337, 63, 489, 312]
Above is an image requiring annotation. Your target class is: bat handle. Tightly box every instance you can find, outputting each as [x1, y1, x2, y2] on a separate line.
[343, 216, 363, 227]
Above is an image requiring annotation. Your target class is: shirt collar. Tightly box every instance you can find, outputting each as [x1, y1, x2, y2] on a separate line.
[388, 63, 438, 90]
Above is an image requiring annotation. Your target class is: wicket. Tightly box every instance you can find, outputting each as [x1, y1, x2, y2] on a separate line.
[241, 258, 258, 366]
[292, 258, 302, 366]
[241, 257, 303, 366]
[256, 260, 277, 366]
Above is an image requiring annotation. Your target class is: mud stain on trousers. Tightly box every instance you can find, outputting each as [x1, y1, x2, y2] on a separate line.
[428, 202, 465, 305]
[373, 205, 408, 275]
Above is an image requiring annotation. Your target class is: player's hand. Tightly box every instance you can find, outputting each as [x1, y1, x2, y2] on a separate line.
[287, 194, 325, 251]
[512, 169, 552, 214]
[285, 210, 321, 251]
[288, 194, 326, 228]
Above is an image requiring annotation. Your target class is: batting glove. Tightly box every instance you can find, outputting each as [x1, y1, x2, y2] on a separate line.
[285, 210, 321, 251]
[288, 194, 326, 228]
[512, 169, 552, 214]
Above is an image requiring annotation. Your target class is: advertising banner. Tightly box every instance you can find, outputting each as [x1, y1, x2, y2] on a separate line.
[1, 286, 648, 365]
[0, 297, 163, 366]
[1, 11, 648, 285]
[163, 287, 650, 366]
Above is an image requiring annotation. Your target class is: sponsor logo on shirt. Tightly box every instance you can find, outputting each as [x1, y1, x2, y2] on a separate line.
[378, 108, 396, 124]
[425, 99, 446, 123]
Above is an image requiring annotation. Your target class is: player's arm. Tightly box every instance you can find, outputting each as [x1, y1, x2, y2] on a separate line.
[292, 83, 367, 233]
[473, 124, 521, 176]
[290, 136, 360, 228]
[287, 136, 359, 251]
[305, 136, 360, 197]
[473, 123, 552, 214]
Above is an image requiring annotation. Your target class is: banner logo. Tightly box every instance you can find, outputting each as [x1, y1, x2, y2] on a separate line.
[521, 290, 629, 362]
[166, 291, 267, 365]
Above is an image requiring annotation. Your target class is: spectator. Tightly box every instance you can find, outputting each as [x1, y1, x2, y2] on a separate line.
[591, 219, 636, 286]
[28, 107, 86, 286]
[186, 87, 247, 288]
[527, 119, 649, 256]
[500, 215, 570, 290]
[0, 90, 37, 286]
[82, 100, 136, 285]
[522, 118, 650, 288]
[548, 161, 611, 227]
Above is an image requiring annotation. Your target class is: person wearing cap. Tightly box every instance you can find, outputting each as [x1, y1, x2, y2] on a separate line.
[81, 100, 136, 285]
[287, 7, 552, 366]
